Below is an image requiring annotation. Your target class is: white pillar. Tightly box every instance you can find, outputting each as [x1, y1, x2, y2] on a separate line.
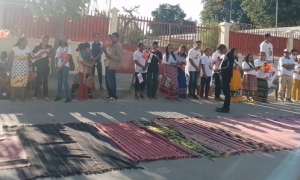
[108, 7, 119, 35]
[287, 30, 295, 51]
[219, 22, 232, 48]
[0, 0, 4, 29]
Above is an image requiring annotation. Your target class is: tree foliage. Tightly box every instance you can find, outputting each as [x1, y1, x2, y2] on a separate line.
[150, 4, 197, 36]
[201, 0, 300, 27]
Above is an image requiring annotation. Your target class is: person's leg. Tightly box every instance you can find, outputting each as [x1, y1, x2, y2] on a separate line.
[278, 75, 287, 100]
[193, 72, 199, 97]
[153, 72, 158, 98]
[222, 77, 231, 110]
[214, 73, 221, 98]
[105, 67, 111, 97]
[297, 80, 300, 100]
[205, 77, 211, 97]
[71, 83, 79, 98]
[200, 76, 205, 97]
[107, 69, 117, 100]
[286, 76, 293, 100]
[140, 73, 147, 98]
[188, 71, 195, 96]
[62, 66, 71, 102]
[20, 87, 25, 101]
[34, 67, 42, 98]
[292, 78, 297, 100]
[96, 62, 103, 87]
[55, 70, 63, 100]
[78, 72, 84, 100]
[134, 72, 139, 98]
[10, 87, 15, 101]
[42, 65, 50, 98]
[147, 71, 152, 97]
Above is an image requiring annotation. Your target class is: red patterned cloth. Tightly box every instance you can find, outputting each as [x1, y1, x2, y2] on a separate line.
[159, 64, 178, 98]
[242, 74, 257, 91]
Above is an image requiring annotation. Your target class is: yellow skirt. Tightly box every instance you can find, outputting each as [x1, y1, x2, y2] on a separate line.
[230, 69, 243, 103]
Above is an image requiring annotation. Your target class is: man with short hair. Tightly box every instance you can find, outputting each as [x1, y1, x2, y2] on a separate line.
[147, 41, 162, 99]
[187, 40, 202, 99]
[212, 44, 227, 101]
[291, 49, 298, 62]
[278, 49, 295, 102]
[260, 33, 274, 64]
[90, 33, 104, 90]
[104, 32, 123, 102]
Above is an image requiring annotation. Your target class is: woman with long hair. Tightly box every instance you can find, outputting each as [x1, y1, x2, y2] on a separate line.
[175, 45, 187, 98]
[242, 54, 259, 102]
[230, 52, 243, 103]
[159, 44, 179, 100]
[216, 48, 236, 113]
[6, 36, 32, 101]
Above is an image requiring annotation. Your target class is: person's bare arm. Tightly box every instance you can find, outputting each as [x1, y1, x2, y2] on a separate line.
[6, 51, 14, 73]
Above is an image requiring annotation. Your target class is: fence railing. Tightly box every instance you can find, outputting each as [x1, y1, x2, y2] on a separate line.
[2, 4, 109, 42]
[117, 14, 220, 50]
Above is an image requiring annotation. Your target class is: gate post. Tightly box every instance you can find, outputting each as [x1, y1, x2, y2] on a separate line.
[287, 30, 295, 51]
[219, 22, 232, 48]
[109, 7, 119, 35]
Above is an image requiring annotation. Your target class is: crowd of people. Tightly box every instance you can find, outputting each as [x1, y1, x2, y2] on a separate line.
[1, 32, 300, 113]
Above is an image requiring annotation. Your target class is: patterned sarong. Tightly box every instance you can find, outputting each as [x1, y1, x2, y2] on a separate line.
[159, 65, 179, 98]
[257, 78, 268, 102]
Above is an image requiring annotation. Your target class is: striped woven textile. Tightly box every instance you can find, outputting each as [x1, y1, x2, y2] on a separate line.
[15, 123, 141, 180]
[94, 122, 196, 162]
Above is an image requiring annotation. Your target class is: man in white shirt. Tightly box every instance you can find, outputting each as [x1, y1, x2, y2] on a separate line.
[211, 44, 227, 101]
[187, 40, 202, 99]
[54, 36, 72, 103]
[200, 48, 213, 99]
[278, 49, 295, 102]
[260, 33, 274, 64]
[133, 42, 148, 99]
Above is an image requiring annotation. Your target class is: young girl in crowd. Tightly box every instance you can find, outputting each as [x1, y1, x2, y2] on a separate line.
[292, 55, 300, 101]
[230, 51, 243, 103]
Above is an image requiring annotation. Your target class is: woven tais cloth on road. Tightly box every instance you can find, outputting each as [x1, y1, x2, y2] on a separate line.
[15, 123, 141, 180]
[0, 136, 30, 170]
[94, 122, 196, 162]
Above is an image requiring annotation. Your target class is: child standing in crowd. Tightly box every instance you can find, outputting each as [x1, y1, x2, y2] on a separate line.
[292, 55, 300, 101]
[200, 48, 213, 99]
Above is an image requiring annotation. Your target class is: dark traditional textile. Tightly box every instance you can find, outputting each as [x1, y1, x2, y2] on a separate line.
[16, 123, 141, 180]
[257, 78, 268, 102]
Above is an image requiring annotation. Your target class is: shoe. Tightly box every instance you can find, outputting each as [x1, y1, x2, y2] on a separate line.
[65, 98, 71, 103]
[88, 94, 93, 99]
[204, 97, 209, 100]
[134, 92, 139, 99]
[140, 92, 145, 99]
[54, 97, 62, 101]
[192, 94, 199, 99]
[108, 97, 116, 102]
[215, 97, 223, 101]
[31, 97, 36, 101]
[279, 97, 284, 102]
[286, 99, 293, 103]
[188, 94, 195, 99]
[71, 94, 75, 99]
[44, 97, 50, 101]
[215, 108, 229, 113]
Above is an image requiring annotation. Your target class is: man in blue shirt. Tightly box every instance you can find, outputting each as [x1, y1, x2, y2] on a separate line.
[90, 33, 104, 90]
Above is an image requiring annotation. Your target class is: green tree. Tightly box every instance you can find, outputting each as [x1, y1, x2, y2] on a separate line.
[24, 0, 98, 75]
[241, 0, 300, 27]
[150, 4, 197, 36]
[200, 0, 251, 24]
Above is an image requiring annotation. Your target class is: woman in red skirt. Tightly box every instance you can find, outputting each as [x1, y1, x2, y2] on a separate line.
[242, 54, 260, 102]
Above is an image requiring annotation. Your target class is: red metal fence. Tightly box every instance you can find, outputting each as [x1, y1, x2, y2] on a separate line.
[2, 4, 109, 42]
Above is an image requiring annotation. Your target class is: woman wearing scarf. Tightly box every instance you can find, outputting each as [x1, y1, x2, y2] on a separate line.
[175, 45, 187, 99]
[216, 48, 236, 113]
[159, 44, 179, 100]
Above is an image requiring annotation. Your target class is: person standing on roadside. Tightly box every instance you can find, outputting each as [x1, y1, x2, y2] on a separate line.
[103, 32, 123, 102]
[90, 33, 104, 90]
[147, 41, 162, 99]
[260, 33, 274, 64]
[187, 41, 202, 99]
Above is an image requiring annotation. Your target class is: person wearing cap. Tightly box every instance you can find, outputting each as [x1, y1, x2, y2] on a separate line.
[31, 35, 53, 101]
[278, 49, 295, 102]
[54, 36, 72, 103]
[292, 55, 300, 101]
[260, 33, 274, 64]
[187, 40, 202, 99]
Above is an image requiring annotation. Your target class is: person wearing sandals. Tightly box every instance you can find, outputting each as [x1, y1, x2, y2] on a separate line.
[31, 35, 52, 101]
[133, 42, 148, 99]
[242, 54, 259, 102]
[6, 36, 32, 101]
